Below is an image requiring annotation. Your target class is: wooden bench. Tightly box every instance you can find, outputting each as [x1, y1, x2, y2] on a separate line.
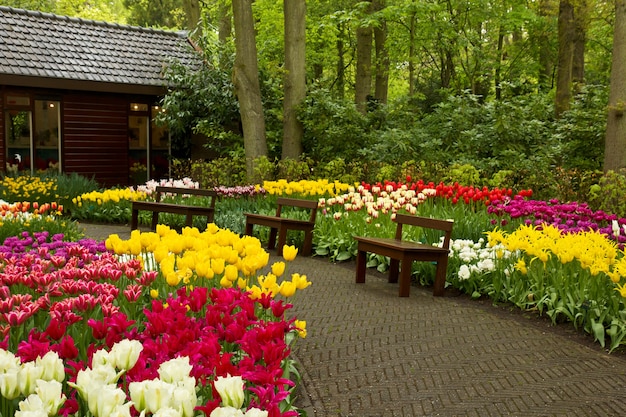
[244, 197, 318, 256]
[130, 186, 217, 231]
[355, 214, 454, 297]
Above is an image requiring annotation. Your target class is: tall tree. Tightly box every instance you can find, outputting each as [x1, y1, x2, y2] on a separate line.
[555, 0, 575, 116]
[355, 1, 374, 113]
[282, 0, 306, 159]
[603, 0, 626, 172]
[373, 0, 389, 104]
[232, 0, 268, 179]
[183, 0, 201, 29]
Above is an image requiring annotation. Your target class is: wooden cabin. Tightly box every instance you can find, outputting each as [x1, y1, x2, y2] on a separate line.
[0, 6, 199, 187]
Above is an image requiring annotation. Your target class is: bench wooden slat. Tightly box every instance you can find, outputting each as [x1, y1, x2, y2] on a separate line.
[131, 187, 217, 231]
[355, 213, 454, 297]
[244, 197, 318, 256]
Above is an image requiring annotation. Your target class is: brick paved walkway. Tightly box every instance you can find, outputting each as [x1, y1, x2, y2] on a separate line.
[80, 223, 626, 417]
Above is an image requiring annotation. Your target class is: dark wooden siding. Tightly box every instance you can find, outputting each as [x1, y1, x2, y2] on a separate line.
[0, 98, 4, 171]
[62, 93, 129, 187]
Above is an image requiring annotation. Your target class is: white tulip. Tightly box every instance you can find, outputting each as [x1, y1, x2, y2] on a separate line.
[171, 384, 197, 417]
[158, 356, 192, 383]
[213, 375, 245, 409]
[210, 406, 245, 417]
[110, 339, 143, 371]
[129, 380, 148, 412]
[0, 368, 21, 399]
[35, 379, 66, 415]
[88, 384, 127, 417]
[18, 362, 44, 396]
[153, 407, 184, 417]
[36, 351, 65, 383]
[143, 379, 175, 413]
[70, 364, 120, 403]
[244, 408, 269, 417]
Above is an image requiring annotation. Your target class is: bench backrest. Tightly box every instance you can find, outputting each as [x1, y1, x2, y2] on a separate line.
[394, 213, 454, 250]
[155, 186, 218, 209]
[276, 197, 319, 224]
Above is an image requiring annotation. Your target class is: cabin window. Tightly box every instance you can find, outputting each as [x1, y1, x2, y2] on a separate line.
[129, 102, 149, 184]
[151, 105, 169, 180]
[4, 94, 62, 175]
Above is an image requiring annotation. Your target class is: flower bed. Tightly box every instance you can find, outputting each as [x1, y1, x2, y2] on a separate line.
[0, 226, 309, 417]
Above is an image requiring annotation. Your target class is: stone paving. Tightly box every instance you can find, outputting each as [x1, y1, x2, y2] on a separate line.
[79, 222, 626, 417]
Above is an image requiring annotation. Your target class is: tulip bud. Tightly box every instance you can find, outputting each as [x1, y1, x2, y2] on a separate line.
[37, 351, 65, 383]
[158, 357, 192, 384]
[0, 369, 21, 399]
[19, 362, 44, 396]
[213, 375, 245, 409]
[35, 379, 66, 416]
[211, 407, 244, 417]
[110, 339, 143, 371]
[244, 408, 269, 417]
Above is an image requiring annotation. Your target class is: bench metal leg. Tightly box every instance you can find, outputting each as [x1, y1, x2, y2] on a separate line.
[399, 258, 412, 297]
[185, 212, 193, 228]
[356, 249, 367, 284]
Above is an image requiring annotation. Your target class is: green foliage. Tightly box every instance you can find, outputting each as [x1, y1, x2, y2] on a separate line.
[253, 156, 276, 183]
[553, 85, 608, 171]
[588, 170, 626, 218]
[158, 22, 240, 159]
[189, 157, 248, 188]
[277, 158, 313, 182]
[444, 164, 482, 186]
[53, 172, 100, 213]
[299, 89, 370, 162]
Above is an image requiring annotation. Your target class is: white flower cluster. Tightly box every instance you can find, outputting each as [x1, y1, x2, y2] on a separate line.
[135, 177, 200, 195]
[449, 238, 510, 281]
[70, 340, 198, 417]
[0, 350, 66, 417]
[211, 374, 268, 417]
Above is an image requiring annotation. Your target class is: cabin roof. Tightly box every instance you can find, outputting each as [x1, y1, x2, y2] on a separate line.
[0, 6, 200, 95]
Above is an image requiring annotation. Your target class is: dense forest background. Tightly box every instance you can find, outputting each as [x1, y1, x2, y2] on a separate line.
[5, 0, 626, 208]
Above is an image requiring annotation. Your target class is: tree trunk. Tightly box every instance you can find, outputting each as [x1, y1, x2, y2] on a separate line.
[232, 0, 267, 179]
[495, 29, 504, 100]
[336, 23, 345, 99]
[373, 0, 389, 104]
[355, 25, 373, 113]
[355, 1, 373, 113]
[218, 0, 232, 44]
[184, 0, 200, 30]
[572, 0, 589, 89]
[555, 0, 575, 117]
[282, 0, 306, 159]
[537, 0, 557, 90]
[408, 12, 416, 96]
[603, 0, 626, 172]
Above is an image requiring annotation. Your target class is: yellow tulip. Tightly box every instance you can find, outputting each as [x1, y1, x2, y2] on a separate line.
[220, 276, 232, 288]
[224, 264, 239, 282]
[282, 245, 298, 261]
[279, 281, 296, 297]
[294, 320, 307, 338]
[271, 261, 286, 277]
[291, 273, 311, 290]
[166, 271, 181, 286]
[211, 258, 225, 275]
[150, 289, 159, 299]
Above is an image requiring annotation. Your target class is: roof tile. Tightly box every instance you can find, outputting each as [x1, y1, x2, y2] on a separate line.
[0, 6, 199, 87]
